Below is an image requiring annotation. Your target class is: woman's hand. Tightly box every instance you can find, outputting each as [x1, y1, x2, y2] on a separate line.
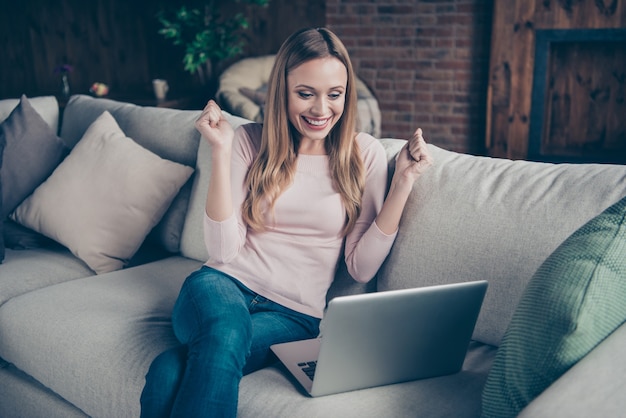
[195, 100, 234, 151]
[393, 128, 434, 187]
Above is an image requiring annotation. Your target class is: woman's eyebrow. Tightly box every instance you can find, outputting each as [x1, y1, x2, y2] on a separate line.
[294, 84, 346, 90]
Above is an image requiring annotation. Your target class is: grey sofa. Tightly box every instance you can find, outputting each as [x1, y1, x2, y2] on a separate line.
[1, 94, 625, 418]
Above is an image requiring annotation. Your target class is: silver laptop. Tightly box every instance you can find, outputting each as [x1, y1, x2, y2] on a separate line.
[270, 280, 488, 397]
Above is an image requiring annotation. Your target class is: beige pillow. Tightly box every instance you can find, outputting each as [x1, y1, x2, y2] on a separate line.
[12, 111, 194, 274]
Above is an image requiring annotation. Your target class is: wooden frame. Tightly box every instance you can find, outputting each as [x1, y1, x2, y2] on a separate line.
[529, 28, 626, 163]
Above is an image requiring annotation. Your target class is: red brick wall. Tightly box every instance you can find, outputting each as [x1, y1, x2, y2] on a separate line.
[326, 0, 493, 154]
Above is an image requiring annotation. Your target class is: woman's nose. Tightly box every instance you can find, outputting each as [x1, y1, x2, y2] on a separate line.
[311, 97, 328, 115]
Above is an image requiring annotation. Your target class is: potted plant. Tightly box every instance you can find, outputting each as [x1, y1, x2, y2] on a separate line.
[156, 0, 269, 92]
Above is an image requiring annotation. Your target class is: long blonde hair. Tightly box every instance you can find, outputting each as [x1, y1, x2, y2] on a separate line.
[242, 27, 364, 236]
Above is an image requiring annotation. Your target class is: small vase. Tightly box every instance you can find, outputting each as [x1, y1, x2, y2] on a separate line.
[61, 74, 71, 98]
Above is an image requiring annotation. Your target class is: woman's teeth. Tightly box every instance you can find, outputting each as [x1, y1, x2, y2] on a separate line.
[304, 117, 328, 126]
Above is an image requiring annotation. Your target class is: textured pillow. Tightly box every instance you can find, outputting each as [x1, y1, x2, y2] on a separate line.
[0, 95, 68, 218]
[12, 111, 194, 274]
[481, 194, 626, 418]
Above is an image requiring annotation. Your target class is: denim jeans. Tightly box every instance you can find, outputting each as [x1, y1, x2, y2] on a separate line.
[140, 266, 321, 418]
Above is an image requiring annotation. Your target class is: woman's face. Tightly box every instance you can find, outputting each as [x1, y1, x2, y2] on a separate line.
[286, 57, 347, 153]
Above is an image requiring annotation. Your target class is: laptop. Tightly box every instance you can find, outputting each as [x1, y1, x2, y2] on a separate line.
[270, 280, 488, 397]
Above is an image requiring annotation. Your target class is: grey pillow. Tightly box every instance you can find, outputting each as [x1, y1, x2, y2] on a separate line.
[0, 95, 68, 218]
[12, 111, 194, 274]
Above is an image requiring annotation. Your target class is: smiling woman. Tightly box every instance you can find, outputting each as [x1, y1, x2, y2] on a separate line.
[140, 27, 433, 418]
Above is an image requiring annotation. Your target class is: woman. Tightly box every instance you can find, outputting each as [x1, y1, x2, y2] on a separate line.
[140, 27, 433, 417]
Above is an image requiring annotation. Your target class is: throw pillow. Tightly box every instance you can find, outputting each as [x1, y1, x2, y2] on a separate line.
[3, 219, 55, 250]
[0, 95, 68, 218]
[11, 111, 194, 274]
[481, 194, 626, 418]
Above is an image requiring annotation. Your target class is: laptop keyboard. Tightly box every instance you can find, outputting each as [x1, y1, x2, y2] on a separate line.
[298, 361, 317, 380]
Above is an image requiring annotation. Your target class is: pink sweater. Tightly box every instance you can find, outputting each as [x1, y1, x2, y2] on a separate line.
[204, 123, 397, 318]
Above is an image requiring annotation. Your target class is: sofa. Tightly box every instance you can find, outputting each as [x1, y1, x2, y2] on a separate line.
[1, 94, 625, 418]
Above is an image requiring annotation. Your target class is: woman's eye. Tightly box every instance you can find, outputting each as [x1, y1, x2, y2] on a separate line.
[329, 92, 342, 100]
[298, 92, 313, 99]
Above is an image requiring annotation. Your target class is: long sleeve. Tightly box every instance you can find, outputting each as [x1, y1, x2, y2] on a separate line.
[344, 133, 397, 282]
[202, 127, 398, 318]
[203, 123, 260, 263]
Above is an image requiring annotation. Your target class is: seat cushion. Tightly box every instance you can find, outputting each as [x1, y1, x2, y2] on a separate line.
[0, 246, 93, 307]
[0, 363, 89, 418]
[481, 195, 626, 418]
[238, 342, 497, 418]
[0, 256, 202, 418]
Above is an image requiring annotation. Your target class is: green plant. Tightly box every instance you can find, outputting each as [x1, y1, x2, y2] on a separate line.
[157, 0, 269, 85]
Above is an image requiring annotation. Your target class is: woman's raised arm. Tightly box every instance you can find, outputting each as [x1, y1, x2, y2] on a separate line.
[195, 100, 236, 222]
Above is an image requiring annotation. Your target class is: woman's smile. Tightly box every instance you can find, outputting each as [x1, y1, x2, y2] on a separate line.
[302, 116, 332, 129]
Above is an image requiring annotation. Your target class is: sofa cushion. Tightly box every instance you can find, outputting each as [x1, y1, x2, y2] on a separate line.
[12, 111, 194, 274]
[238, 342, 496, 417]
[0, 263, 496, 418]
[0, 256, 202, 418]
[377, 144, 626, 347]
[481, 194, 626, 418]
[0, 246, 94, 307]
[61, 95, 202, 254]
[0, 95, 68, 219]
[0, 363, 89, 418]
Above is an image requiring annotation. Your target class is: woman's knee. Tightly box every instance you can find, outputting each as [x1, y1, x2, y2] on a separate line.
[172, 268, 250, 345]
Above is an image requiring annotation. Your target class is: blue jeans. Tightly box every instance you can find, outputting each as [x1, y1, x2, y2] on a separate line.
[140, 266, 320, 418]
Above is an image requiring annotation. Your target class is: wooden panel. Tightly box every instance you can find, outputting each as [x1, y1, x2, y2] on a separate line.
[535, 0, 625, 28]
[542, 40, 626, 162]
[506, 1, 537, 159]
[487, 0, 626, 161]
[0, 0, 176, 100]
[0, 0, 325, 103]
[485, 2, 516, 157]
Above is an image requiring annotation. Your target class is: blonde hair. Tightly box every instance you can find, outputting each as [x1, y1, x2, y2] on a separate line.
[242, 27, 364, 235]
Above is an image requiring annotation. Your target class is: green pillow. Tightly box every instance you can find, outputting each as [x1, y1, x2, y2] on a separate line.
[481, 194, 626, 418]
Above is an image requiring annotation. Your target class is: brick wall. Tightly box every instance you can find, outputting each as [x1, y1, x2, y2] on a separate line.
[326, 0, 493, 154]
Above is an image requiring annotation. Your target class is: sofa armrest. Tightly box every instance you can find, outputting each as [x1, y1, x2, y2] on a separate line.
[518, 321, 626, 417]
